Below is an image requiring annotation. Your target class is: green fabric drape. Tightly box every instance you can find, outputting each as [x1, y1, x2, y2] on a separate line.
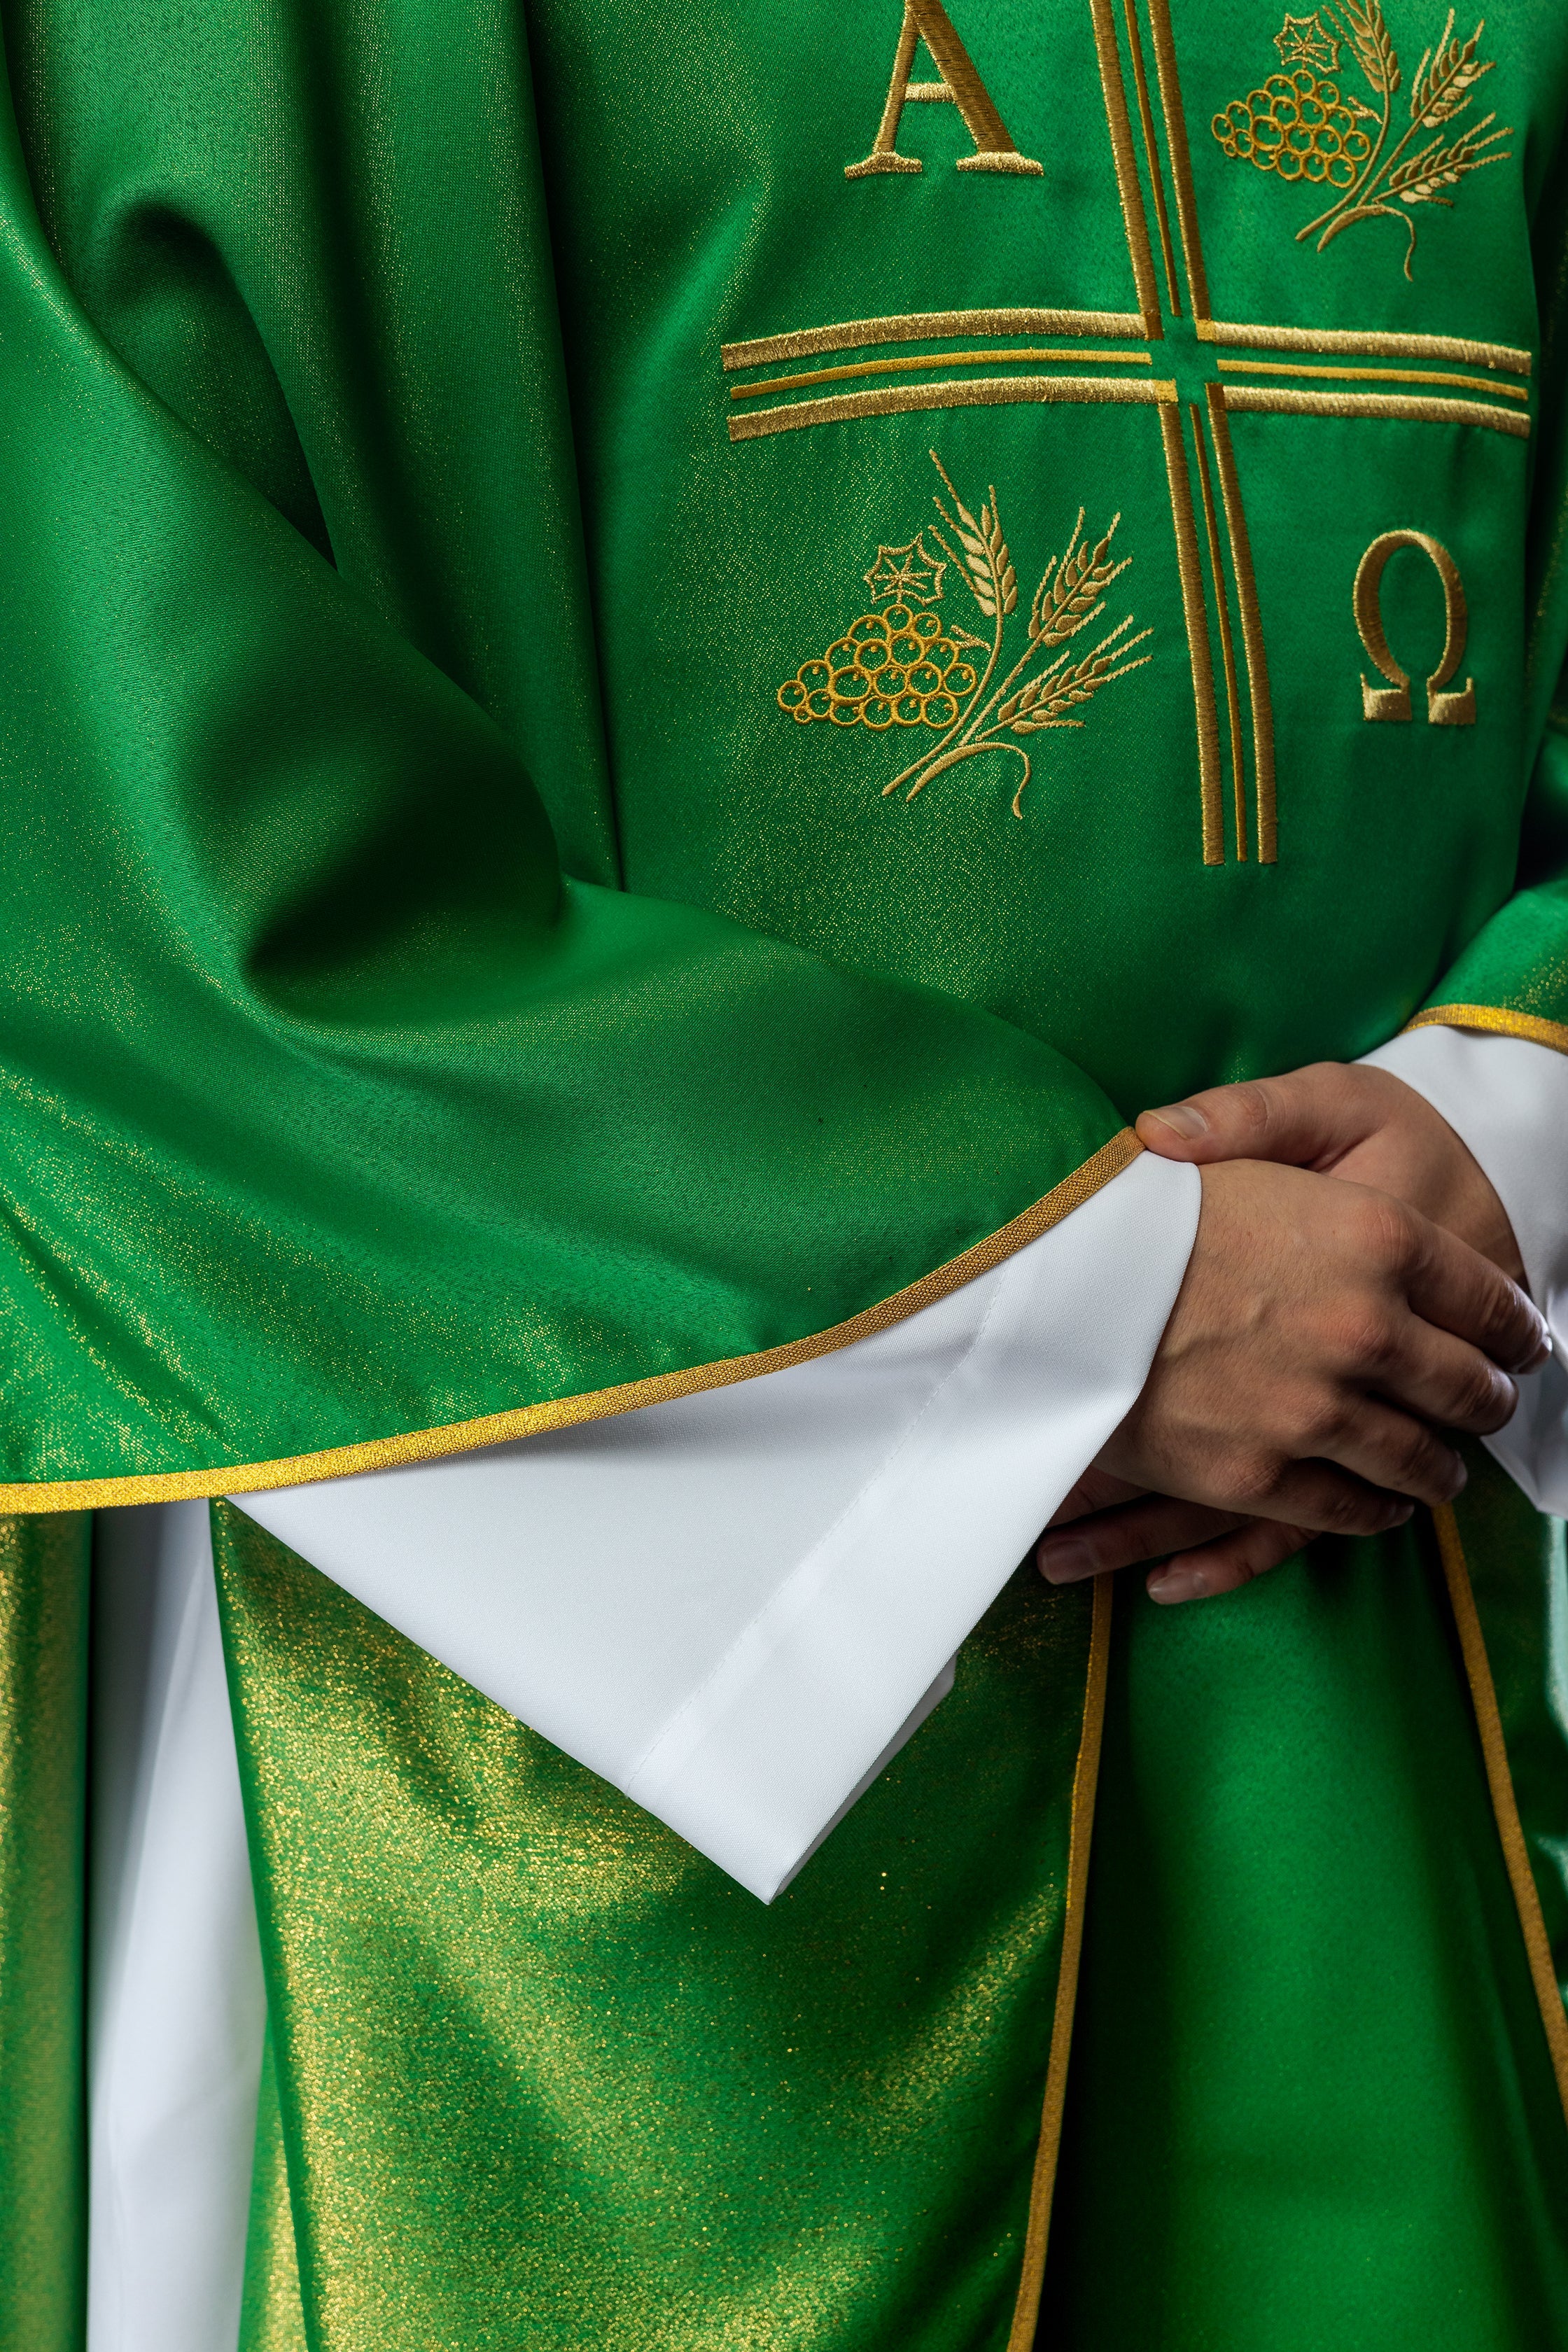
[0, 0, 1132, 1505]
[1040, 1498, 1568, 2347]
[0, 1515, 90, 2352]
[212, 1504, 1095, 2352]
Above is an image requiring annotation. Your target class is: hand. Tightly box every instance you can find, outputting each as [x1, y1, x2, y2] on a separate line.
[1138, 1060, 1524, 1282]
[1037, 1139, 1547, 1603]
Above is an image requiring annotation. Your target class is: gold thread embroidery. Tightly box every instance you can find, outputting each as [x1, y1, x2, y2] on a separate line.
[846, 0, 1044, 177]
[1432, 1505, 1568, 2136]
[1156, 405, 1225, 864]
[728, 374, 1178, 442]
[1198, 318, 1530, 372]
[1218, 355, 1528, 401]
[1354, 528, 1474, 722]
[1203, 385, 1278, 861]
[0, 1136, 1145, 1513]
[1276, 9, 1343, 71]
[1087, 0, 1164, 334]
[1219, 381, 1529, 437]
[1405, 1005, 1568, 1054]
[1144, 0, 1213, 318]
[778, 451, 1152, 820]
[730, 349, 1156, 402]
[1190, 407, 1249, 860]
[1211, 7, 1512, 282]
[721, 311, 1149, 370]
[1121, 0, 1182, 316]
[1004, 1572, 1115, 2351]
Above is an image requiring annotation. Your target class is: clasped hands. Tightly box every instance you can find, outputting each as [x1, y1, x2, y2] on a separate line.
[1037, 1060, 1552, 1606]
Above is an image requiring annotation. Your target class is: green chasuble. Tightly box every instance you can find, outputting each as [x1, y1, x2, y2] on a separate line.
[1, 0, 1567, 2344]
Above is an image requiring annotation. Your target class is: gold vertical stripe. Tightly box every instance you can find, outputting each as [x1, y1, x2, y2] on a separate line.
[1404, 1005, 1568, 1055]
[1006, 1572, 1114, 2351]
[1158, 405, 1224, 863]
[1204, 384, 1276, 862]
[1086, 0, 1163, 335]
[1120, 0, 1181, 316]
[1190, 405, 1247, 862]
[1432, 1505, 1568, 2134]
[1142, 0, 1211, 321]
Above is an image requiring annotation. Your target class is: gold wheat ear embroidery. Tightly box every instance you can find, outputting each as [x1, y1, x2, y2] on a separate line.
[1211, 7, 1511, 281]
[776, 452, 1152, 820]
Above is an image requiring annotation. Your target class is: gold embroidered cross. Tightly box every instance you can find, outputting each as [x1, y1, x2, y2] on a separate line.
[720, 0, 1530, 866]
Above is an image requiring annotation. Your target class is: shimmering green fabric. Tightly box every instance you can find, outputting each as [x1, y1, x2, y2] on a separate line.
[1040, 1499, 1568, 2348]
[524, 0, 1568, 1093]
[0, 0, 1124, 1498]
[212, 1505, 1092, 2352]
[239, 2026, 309, 2352]
[0, 1515, 90, 2352]
[1, 4, 1567, 2346]
[0, 3, 1565, 1491]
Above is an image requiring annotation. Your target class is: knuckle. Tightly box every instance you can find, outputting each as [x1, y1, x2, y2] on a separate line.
[1452, 1360, 1506, 1428]
[1390, 1425, 1441, 1490]
[1362, 1196, 1417, 1278]
[1227, 1454, 1288, 1513]
[1233, 1082, 1276, 1142]
[1296, 1392, 1350, 1450]
[1317, 1480, 1385, 1534]
[1329, 1306, 1394, 1373]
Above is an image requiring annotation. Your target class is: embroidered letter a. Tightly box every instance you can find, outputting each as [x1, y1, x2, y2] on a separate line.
[846, 0, 1044, 178]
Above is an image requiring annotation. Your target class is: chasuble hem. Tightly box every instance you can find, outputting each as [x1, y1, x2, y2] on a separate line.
[0, 1130, 1140, 1518]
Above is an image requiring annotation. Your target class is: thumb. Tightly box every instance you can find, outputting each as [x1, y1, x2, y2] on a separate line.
[1135, 1062, 1380, 1166]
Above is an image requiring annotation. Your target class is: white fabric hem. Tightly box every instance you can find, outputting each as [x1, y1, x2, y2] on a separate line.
[239, 1147, 1199, 1898]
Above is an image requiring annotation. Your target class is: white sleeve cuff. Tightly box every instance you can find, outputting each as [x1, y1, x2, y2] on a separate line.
[1360, 1024, 1568, 1516]
[236, 1147, 1199, 1900]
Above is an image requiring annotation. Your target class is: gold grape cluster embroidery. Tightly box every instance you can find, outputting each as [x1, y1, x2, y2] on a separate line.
[778, 454, 1151, 818]
[1212, 8, 1511, 279]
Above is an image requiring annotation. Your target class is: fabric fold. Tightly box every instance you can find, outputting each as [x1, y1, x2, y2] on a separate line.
[239, 1148, 1198, 1897]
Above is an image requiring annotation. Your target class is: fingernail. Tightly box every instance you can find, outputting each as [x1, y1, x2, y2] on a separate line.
[1148, 1562, 1208, 1603]
[1144, 1102, 1208, 1141]
[1039, 1539, 1094, 1584]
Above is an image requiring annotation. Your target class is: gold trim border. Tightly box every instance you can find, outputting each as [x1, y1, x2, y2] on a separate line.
[1006, 1571, 1115, 2351]
[1120, 0, 1180, 317]
[1219, 383, 1530, 440]
[721, 309, 1148, 371]
[1218, 357, 1530, 405]
[730, 374, 1177, 441]
[1143, 0, 1210, 323]
[1433, 1504, 1568, 2134]
[1086, 0, 1161, 335]
[731, 348, 1155, 402]
[1405, 1005, 1568, 1055]
[1199, 318, 1532, 375]
[0, 1133, 1142, 1516]
[1156, 405, 1224, 863]
[1191, 406, 1247, 863]
[1204, 384, 1276, 862]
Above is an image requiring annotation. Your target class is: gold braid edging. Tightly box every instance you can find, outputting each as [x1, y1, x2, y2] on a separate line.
[1006, 1572, 1115, 2349]
[1433, 1504, 1568, 2134]
[0, 1132, 1142, 1513]
[1404, 1005, 1568, 1055]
